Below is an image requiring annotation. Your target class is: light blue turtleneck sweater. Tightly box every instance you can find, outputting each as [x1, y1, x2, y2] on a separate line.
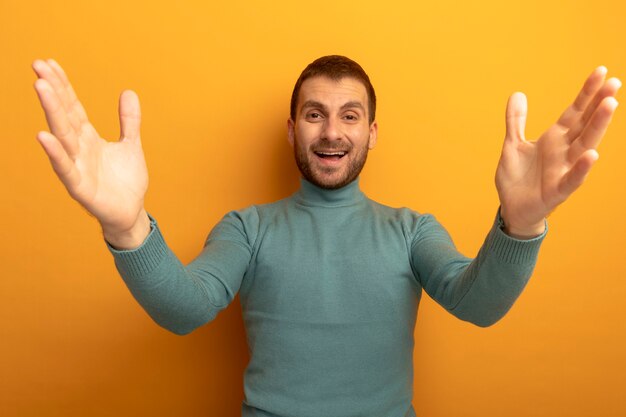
[109, 178, 545, 417]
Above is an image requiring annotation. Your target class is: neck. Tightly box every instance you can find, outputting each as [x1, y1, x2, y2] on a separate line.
[294, 177, 364, 207]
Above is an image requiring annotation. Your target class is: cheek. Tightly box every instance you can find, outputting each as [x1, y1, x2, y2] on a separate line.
[295, 128, 317, 148]
[294, 135, 311, 159]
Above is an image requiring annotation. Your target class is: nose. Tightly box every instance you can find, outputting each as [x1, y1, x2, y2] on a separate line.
[321, 115, 343, 141]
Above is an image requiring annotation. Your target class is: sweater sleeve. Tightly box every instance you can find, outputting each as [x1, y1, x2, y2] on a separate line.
[410, 210, 546, 327]
[107, 210, 258, 335]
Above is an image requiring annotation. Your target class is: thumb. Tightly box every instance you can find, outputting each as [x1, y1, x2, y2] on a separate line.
[505, 92, 527, 142]
[119, 90, 141, 141]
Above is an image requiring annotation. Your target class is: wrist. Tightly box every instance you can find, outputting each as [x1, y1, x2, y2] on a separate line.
[501, 219, 545, 239]
[102, 209, 151, 250]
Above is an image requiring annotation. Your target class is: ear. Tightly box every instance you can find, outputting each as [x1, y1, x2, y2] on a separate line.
[367, 121, 378, 149]
[287, 118, 295, 147]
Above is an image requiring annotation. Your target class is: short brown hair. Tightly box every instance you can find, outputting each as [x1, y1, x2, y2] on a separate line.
[290, 55, 377, 124]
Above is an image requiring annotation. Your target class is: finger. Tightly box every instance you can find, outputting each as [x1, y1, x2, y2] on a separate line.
[505, 92, 527, 142]
[558, 149, 599, 197]
[119, 90, 141, 141]
[32, 60, 83, 134]
[580, 77, 621, 124]
[567, 77, 621, 141]
[33, 78, 79, 157]
[36, 131, 81, 191]
[45, 59, 89, 125]
[557, 66, 606, 128]
[572, 96, 619, 153]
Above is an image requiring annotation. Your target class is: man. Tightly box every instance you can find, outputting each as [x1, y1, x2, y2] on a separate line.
[33, 56, 620, 417]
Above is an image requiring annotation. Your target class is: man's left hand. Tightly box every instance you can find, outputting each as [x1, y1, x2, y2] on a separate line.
[495, 66, 620, 239]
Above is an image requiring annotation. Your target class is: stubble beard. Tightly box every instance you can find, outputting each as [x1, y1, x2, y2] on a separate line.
[293, 137, 369, 190]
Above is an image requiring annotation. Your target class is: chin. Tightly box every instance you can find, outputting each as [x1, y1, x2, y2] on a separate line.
[294, 148, 366, 190]
[307, 171, 357, 190]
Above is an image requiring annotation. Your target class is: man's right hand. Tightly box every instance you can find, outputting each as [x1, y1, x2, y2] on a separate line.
[33, 59, 150, 250]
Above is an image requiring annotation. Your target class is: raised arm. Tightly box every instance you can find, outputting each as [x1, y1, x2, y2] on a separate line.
[415, 68, 620, 326]
[33, 60, 254, 333]
[496, 67, 621, 238]
[32, 59, 150, 249]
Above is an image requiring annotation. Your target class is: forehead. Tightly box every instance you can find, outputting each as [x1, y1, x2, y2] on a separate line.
[296, 76, 368, 111]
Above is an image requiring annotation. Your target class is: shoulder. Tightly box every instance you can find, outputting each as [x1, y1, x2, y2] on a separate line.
[208, 195, 294, 245]
[364, 197, 447, 240]
[365, 197, 432, 224]
[217, 194, 293, 225]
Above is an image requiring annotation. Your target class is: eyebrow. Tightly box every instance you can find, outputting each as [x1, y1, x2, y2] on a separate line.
[300, 100, 365, 113]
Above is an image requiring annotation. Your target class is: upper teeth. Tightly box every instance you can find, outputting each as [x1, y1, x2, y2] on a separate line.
[317, 151, 346, 156]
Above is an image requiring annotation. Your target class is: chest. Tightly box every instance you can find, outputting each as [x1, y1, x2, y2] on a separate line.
[240, 206, 420, 323]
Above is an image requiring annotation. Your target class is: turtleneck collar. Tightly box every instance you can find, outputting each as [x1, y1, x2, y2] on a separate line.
[294, 177, 365, 207]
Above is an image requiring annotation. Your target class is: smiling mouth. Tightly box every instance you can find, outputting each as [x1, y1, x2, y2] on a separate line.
[314, 151, 347, 161]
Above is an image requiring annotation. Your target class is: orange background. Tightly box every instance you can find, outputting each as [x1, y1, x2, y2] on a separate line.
[1, 0, 625, 416]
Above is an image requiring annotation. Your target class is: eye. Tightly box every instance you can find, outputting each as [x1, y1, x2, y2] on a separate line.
[306, 112, 323, 120]
[343, 113, 358, 121]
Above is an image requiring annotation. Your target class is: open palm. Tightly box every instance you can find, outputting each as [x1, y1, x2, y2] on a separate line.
[496, 67, 620, 238]
[33, 59, 149, 246]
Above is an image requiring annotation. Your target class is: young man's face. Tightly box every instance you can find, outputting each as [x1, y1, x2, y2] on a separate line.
[288, 76, 378, 189]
